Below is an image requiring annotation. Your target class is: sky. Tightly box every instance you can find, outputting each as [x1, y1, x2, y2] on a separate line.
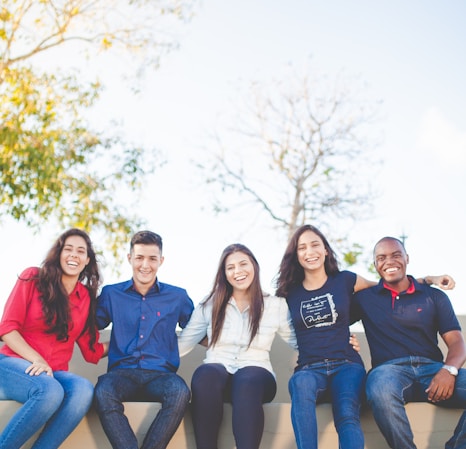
[1, 0, 465, 315]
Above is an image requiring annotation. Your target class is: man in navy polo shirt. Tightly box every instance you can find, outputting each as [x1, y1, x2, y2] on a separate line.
[93, 230, 194, 449]
[352, 236, 466, 449]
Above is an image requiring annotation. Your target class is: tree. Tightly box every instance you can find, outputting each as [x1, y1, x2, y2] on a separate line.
[198, 64, 381, 261]
[0, 0, 195, 258]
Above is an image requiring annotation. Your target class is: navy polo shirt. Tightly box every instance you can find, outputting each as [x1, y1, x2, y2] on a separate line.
[96, 279, 194, 373]
[351, 276, 461, 368]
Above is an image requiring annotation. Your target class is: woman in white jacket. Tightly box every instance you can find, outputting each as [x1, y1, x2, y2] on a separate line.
[178, 243, 297, 449]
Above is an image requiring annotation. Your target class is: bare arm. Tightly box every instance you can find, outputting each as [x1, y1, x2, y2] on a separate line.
[422, 275, 456, 290]
[354, 275, 377, 293]
[1, 330, 53, 376]
[425, 330, 466, 402]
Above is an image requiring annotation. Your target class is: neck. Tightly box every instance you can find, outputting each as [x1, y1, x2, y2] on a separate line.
[384, 276, 411, 293]
[302, 268, 328, 290]
[61, 275, 79, 295]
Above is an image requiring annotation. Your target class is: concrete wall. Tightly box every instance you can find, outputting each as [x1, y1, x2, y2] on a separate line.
[1, 322, 465, 449]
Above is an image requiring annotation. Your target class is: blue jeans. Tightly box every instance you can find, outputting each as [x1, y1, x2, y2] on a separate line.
[191, 363, 277, 449]
[93, 368, 191, 449]
[0, 354, 94, 449]
[288, 359, 366, 449]
[366, 356, 466, 449]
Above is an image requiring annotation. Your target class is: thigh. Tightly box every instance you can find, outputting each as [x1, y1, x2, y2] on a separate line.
[331, 362, 366, 400]
[231, 366, 277, 404]
[289, 366, 328, 402]
[144, 372, 189, 402]
[0, 355, 61, 402]
[192, 363, 230, 395]
[95, 368, 143, 402]
[366, 362, 415, 402]
[53, 370, 94, 398]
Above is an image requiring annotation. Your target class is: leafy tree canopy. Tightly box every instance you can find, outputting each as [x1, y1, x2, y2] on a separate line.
[0, 0, 195, 259]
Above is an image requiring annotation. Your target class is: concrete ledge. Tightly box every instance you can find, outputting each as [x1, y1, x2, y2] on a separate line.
[0, 400, 462, 449]
[1, 327, 465, 448]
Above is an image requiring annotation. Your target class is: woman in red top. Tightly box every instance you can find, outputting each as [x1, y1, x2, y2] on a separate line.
[0, 228, 106, 449]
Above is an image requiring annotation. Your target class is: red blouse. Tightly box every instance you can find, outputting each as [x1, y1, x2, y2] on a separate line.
[0, 267, 104, 371]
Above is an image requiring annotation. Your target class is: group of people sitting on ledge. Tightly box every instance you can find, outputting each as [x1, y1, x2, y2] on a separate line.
[0, 225, 464, 449]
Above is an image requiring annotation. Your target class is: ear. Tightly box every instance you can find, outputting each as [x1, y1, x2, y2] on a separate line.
[127, 253, 132, 264]
[406, 254, 409, 265]
[159, 255, 165, 266]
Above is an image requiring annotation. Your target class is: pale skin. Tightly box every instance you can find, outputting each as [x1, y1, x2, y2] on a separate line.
[1, 235, 97, 377]
[373, 238, 466, 403]
[127, 243, 164, 296]
[297, 230, 456, 355]
[224, 251, 255, 312]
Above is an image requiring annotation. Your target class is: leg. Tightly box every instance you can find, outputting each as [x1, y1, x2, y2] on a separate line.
[32, 371, 94, 449]
[191, 363, 230, 449]
[288, 366, 327, 449]
[230, 366, 277, 449]
[329, 362, 366, 449]
[94, 369, 143, 449]
[140, 372, 190, 449]
[430, 367, 466, 449]
[0, 355, 65, 449]
[366, 362, 417, 449]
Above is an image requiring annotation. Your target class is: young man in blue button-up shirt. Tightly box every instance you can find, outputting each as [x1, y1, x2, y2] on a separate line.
[94, 230, 194, 449]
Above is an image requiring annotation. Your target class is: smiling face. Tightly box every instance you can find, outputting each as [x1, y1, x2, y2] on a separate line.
[224, 251, 255, 295]
[373, 238, 410, 290]
[296, 230, 328, 273]
[128, 243, 164, 295]
[59, 235, 90, 280]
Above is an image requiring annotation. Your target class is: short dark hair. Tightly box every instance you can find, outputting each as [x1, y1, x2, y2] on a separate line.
[130, 231, 163, 252]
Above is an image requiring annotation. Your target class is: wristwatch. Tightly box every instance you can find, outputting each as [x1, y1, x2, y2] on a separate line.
[442, 365, 459, 376]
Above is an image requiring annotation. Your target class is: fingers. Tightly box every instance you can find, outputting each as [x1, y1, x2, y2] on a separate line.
[25, 361, 53, 377]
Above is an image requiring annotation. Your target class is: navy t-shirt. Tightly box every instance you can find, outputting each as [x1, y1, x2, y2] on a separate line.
[287, 270, 363, 368]
[351, 277, 461, 368]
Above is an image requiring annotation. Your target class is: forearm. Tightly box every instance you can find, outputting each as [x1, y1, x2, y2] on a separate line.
[1, 330, 47, 363]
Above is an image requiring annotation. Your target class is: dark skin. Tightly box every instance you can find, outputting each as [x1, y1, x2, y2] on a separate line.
[373, 237, 466, 403]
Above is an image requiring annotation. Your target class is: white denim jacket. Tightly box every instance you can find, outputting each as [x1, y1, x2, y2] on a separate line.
[178, 294, 297, 375]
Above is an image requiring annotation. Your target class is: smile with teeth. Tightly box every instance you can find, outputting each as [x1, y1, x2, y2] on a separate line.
[385, 267, 399, 273]
[235, 275, 247, 281]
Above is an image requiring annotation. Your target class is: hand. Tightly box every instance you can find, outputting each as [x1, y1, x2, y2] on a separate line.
[350, 334, 360, 353]
[25, 360, 53, 377]
[425, 368, 455, 402]
[428, 275, 456, 290]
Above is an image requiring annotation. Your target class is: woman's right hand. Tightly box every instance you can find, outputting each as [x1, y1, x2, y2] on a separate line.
[25, 360, 53, 377]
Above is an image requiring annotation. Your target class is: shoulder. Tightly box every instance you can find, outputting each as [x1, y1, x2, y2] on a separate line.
[158, 281, 189, 297]
[100, 279, 132, 293]
[18, 266, 40, 279]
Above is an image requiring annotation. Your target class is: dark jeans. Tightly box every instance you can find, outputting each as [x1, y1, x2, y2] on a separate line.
[191, 363, 277, 449]
[93, 368, 190, 449]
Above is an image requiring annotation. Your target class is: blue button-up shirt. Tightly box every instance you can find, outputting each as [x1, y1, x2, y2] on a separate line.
[96, 278, 194, 373]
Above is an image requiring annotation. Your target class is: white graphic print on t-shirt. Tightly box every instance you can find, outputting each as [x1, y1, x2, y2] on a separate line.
[300, 293, 338, 328]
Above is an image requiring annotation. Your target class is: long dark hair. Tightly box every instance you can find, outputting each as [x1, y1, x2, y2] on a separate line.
[36, 228, 101, 348]
[204, 243, 264, 348]
[276, 224, 339, 298]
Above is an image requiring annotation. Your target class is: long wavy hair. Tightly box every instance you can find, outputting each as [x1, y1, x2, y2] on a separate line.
[203, 243, 264, 348]
[33, 228, 101, 348]
[276, 224, 339, 298]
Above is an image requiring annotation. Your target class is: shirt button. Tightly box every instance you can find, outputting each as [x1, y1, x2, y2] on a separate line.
[142, 315, 145, 320]
[140, 335, 144, 339]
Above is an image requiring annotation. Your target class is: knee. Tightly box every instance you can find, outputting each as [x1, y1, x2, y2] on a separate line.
[288, 371, 317, 399]
[366, 373, 399, 407]
[166, 375, 190, 404]
[33, 377, 65, 409]
[93, 376, 118, 410]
